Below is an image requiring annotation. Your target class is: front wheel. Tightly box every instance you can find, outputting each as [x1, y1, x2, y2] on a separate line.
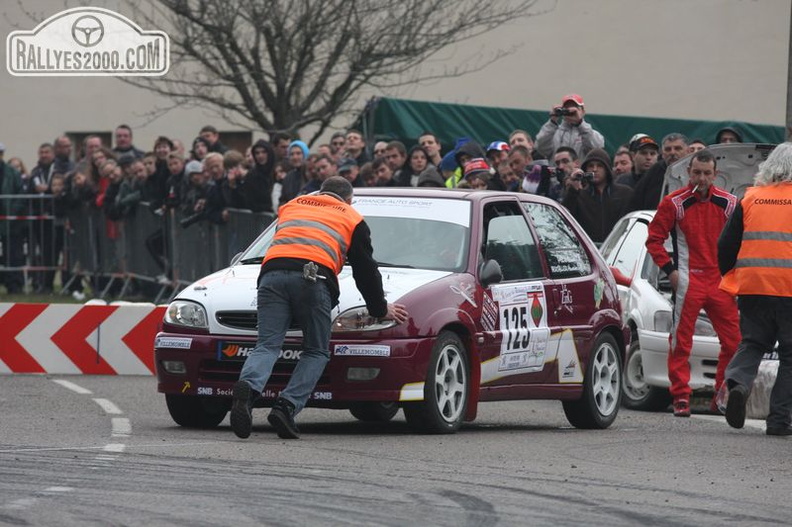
[563, 333, 622, 429]
[621, 340, 672, 411]
[166, 394, 229, 428]
[349, 402, 400, 422]
[404, 331, 469, 434]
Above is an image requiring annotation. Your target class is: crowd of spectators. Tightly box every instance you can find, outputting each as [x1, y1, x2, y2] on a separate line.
[0, 93, 749, 296]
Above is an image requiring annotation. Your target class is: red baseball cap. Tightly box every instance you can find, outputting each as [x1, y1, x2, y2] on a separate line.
[561, 93, 584, 107]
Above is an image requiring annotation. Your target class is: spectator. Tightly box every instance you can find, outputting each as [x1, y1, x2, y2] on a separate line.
[688, 138, 707, 154]
[419, 131, 443, 167]
[180, 160, 209, 219]
[463, 158, 491, 190]
[313, 155, 338, 191]
[372, 141, 389, 160]
[715, 126, 743, 144]
[242, 139, 276, 213]
[8, 157, 29, 189]
[191, 136, 211, 162]
[202, 152, 232, 223]
[316, 144, 333, 158]
[535, 93, 605, 160]
[627, 133, 689, 212]
[562, 148, 632, 244]
[486, 141, 511, 167]
[497, 160, 520, 192]
[279, 140, 309, 206]
[112, 124, 145, 160]
[552, 146, 580, 181]
[384, 141, 408, 185]
[172, 138, 186, 159]
[88, 147, 116, 189]
[0, 143, 25, 293]
[200, 125, 228, 154]
[397, 145, 431, 187]
[329, 132, 347, 159]
[416, 166, 445, 187]
[612, 150, 633, 177]
[53, 135, 75, 176]
[345, 129, 370, 166]
[449, 140, 487, 189]
[616, 135, 659, 189]
[271, 160, 288, 208]
[646, 149, 741, 417]
[359, 162, 376, 187]
[270, 132, 292, 161]
[337, 158, 363, 187]
[164, 153, 186, 208]
[508, 145, 531, 187]
[508, 129, 534, 150]
[220, 150, 249, 211]
[372, 157, 397, 187]
[80, 135, 103, 163]
[719, 142, 792, 435]
[30, 143, 55, 193]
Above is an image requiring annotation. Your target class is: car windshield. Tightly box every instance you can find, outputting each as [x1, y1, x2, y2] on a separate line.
[238, 198, 471, 272]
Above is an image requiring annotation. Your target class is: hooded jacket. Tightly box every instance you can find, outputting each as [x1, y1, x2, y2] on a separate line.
[243, 139, 276, 212]
[535, 118, 605, 160]
[416, 166, 445, 187]
[562, 148, 633, 243]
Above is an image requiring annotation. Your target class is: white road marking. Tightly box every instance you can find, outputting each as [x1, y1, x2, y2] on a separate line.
[693, 414, 767, 431]
[43, 487, 74, 493]
[0, 441, 219, 454]
[3, 498, 37, 509]
[104, 443, 126, 453]
[93, 398, 122, 415]
[111, 418, 131, 437]
[52, 379, 92, 395]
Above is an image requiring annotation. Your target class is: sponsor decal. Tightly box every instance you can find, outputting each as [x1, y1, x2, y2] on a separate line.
[7, 7, 169, 76]
[481, 292, 497, 332]
[492, 283, 550, 373]
[334, 344, 391, 357]
[155, 336, 192, 349]
[562, 360, 577, 379]
[216, 387, 232, 397]
[594, 279, 605, 309]
[559, 284, 574, 314]
[556, 330, 583, 383]
[450, 281, 477, 308]
[197, 386, 212, 395]
[218, 343, 303, 361]
[311, 391, 333, 401]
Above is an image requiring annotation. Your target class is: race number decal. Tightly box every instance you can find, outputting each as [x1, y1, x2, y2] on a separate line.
[492, 283, 550, 373]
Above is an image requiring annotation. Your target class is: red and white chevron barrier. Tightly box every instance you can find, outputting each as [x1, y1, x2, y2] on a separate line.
[0, 303, 165, 375]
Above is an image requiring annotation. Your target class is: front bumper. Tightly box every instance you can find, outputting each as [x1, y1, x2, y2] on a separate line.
[154, 332, 435, 407]
[637, 329, 721, 391]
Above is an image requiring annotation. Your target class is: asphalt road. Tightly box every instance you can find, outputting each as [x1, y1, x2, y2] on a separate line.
[0, 376, 789, 527]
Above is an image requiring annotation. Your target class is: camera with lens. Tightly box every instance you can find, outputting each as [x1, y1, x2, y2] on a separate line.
[572, 172, 595, 184]
[540, 164, 566, 184]
[553, 107, 574, 117]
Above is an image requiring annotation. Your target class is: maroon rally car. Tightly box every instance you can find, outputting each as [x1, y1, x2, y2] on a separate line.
[155, 189, 628, 434]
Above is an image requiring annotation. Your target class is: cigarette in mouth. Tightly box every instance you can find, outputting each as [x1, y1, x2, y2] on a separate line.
[692, 184, 699, 193]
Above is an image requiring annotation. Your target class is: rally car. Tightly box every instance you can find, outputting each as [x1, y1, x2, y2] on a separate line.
[155, 188, 628, 433]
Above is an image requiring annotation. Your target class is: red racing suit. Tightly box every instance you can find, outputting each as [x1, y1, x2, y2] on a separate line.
[646, 183, 741, 399]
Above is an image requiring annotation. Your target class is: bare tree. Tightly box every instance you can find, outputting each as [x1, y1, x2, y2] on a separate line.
[125, 0, 548, 143]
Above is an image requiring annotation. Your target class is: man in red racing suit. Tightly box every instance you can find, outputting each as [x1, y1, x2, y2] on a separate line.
[645, 149, 741, 417]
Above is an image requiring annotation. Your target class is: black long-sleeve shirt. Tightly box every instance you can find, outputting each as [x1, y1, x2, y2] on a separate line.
[718, 201, 744, 276]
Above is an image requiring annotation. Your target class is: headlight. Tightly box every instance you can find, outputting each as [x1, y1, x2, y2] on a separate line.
[166, 300, 209, 329]
[332, 306, 397, 333]
[653, 310, 672, 333]
[694, 315, 716, 337]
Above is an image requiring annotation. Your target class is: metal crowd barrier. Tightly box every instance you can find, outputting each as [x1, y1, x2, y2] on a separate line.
[1, 194, 275, 301]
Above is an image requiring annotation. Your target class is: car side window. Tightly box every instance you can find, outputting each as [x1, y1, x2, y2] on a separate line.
[599, 217, 632, 263]
[523, 202, 592, 279]
[483, 201, 544, 281]
[611, 220, 647, 278]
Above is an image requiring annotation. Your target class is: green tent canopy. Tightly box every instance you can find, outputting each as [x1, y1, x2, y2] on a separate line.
[353, 96, 784, 155]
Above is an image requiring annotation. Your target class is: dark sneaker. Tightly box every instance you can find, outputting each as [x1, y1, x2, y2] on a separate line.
[268, 398, 300, 439]
[230, 380, 253, 439]
[766, 426, 792, 436]
[725, 384, 748, 429]
[673, 398, 691, 417]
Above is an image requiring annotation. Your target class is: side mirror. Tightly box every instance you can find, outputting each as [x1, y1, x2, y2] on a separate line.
[230, 252, 243, 266]
[610, 266, 632, 287]
[479, 259, 503, 288]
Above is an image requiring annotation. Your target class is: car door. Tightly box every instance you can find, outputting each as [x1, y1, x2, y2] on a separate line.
[523, 201, 597, 386]
[477, 199, 556, 389]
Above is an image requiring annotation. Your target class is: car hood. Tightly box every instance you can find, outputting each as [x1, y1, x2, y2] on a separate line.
[177, 264, 452, 332]
[664, 143, 776, 199]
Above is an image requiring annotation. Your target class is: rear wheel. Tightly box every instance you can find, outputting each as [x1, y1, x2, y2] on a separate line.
[349, 402, 400, 422]
[404, 331, 469, 434]
[166, 394, 229, 428]
[621, 340, 672, 411]
[563, 333, 621, 429]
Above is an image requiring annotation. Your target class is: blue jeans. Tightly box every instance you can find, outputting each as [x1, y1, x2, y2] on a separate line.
[726, 295, 792, 429]
[238, 269, 332, 415]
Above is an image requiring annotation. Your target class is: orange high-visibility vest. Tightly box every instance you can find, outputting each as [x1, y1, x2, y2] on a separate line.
[720, 183, 792, 297]
[263, 194, 362, 274]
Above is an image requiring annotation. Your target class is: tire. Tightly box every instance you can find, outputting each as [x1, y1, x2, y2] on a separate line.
[166, 394, 229, 428]
[563, 333, 622, 429]
[403, 331, 469, 434]
[621, 340, 672, 411]
[349, 402, 400, 422]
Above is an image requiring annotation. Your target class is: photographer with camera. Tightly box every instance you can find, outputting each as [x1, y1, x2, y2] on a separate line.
[536, 94, 605, 160]
[561, 148, 632, 244]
